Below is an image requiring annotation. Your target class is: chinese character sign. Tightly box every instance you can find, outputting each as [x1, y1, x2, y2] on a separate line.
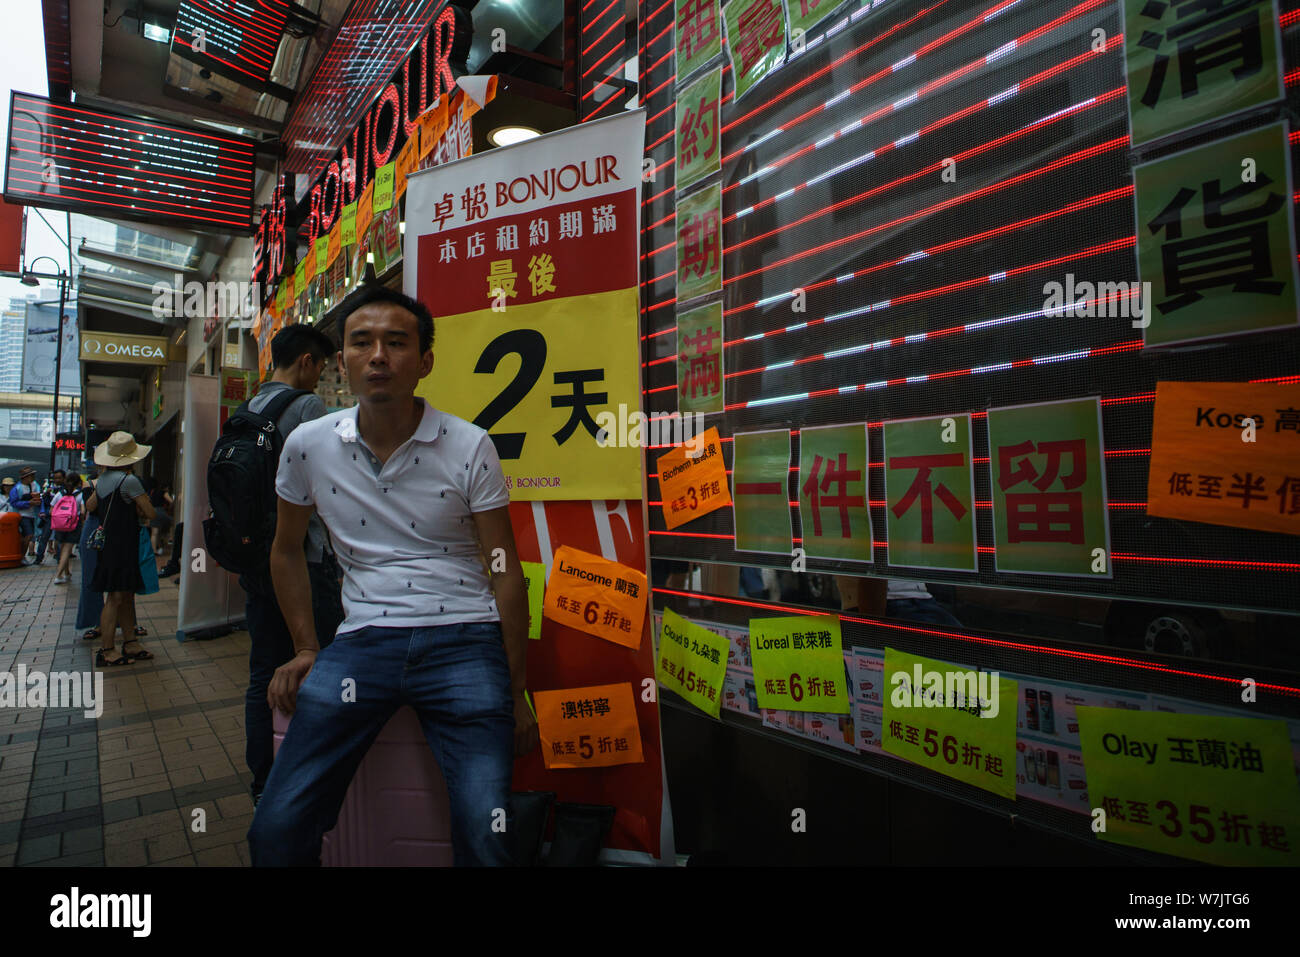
[784, 0, 838, 50]
[658, 426, 732, 530]
[883, 413, 977, 572]
[657, 609, 730, 718]
[676, 67, 722, 191]
[1148, 381, 1300, 535]
[406, 111, 645, 500]
[1135, 123, 1299, 347]
[676, 300, 725, 414]
[676, 181, 723, 304]
[543, 545, 648, 650]
[987, 397, 1111, 577]
[1076, 708, 1300, 866]
[676, 0, 723, 82]
[722, 0, 787, 101]
[732, 429, 793, 553]
[797, 423, 872, 563]
[749, 615, 849, 714]
[1124, 0, 1284, 147]
[882, 647, 1018, 800]
[534, 682, 645, 770]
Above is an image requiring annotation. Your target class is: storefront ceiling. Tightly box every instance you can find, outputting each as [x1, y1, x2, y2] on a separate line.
[280, 0, 563, 187]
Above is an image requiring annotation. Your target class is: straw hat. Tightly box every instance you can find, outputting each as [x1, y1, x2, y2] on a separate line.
[0, 477, 14, 488]
[94, 431, 151, 467]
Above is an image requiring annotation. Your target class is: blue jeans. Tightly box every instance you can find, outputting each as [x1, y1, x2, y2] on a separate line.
[244, 556, 344, 797]
[247, 621, 516, 867]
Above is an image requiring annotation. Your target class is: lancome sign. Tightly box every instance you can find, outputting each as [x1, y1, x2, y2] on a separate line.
[79, 331, 170, 366]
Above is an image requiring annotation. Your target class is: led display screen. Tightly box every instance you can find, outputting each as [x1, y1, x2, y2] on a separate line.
[4, 92, 256, 233]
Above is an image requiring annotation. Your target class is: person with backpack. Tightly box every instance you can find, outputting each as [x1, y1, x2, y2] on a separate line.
[49, 473, 83, 584]
[34, 468, 66, 565]
[205, 323, 345, 806]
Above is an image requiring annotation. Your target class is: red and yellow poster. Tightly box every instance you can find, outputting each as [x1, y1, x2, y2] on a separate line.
[1148, 381, 1300, 535]
[406, 111, 646, 500]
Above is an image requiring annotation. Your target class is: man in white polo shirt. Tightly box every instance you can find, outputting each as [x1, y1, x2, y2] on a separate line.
[247, 284, 537, 867]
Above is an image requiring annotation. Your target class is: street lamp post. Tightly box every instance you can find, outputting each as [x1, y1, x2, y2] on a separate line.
[22, 256, 70, 472]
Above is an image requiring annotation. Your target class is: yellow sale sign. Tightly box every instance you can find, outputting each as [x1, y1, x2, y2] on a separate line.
[749, 615, 849, 714]
[1077, 707, 1300, 865]
[521, 560, 546, 641]
[656, 609, 729, 718]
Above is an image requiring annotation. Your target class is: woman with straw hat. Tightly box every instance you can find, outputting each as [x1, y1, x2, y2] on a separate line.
[84, 432, 157, 666]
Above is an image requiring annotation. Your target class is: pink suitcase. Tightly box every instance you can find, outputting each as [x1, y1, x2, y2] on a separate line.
[272, 706, 455, 866]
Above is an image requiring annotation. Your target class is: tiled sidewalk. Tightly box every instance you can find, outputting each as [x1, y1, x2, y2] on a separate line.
[0, 549, 256, 866]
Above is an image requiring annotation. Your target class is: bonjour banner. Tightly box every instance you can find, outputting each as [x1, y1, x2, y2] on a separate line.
[404, 110, 647, 500]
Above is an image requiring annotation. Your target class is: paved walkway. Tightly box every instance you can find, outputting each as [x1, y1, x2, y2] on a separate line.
[0, 549, 256, 866]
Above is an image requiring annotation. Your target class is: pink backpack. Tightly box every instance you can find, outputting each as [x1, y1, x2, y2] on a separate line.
[51, 494, 79, 532]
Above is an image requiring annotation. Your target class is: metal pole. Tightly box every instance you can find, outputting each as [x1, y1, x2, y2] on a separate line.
[49, 269, 67, 473]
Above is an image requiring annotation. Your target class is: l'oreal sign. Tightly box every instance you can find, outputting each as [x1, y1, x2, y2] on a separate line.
[79, 331, 170, 365]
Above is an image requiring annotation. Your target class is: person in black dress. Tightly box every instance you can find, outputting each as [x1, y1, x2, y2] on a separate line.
[85, 432, 157, 666]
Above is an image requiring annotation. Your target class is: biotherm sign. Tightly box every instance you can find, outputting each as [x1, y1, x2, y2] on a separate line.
[251, 3, 459, 290]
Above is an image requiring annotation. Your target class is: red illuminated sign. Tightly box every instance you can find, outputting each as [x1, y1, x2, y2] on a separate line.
[4, 92, 256, 233]
[252, 173, 293, 288]
[295, 4, 459, 250]
[172, 0, 292, 86]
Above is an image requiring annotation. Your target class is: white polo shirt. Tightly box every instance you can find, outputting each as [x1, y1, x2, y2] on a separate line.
[275, 398, 510, 636]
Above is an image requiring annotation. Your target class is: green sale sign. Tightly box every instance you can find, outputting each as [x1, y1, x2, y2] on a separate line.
[676, 301, 725, 415]
[675, 0, 723, 84]
[883, 413, 977, 572]
[722, 0, 787, 101]
[1134, 122, 1299, 348]
[676, 182, 723, 304]
[797, 423, 872, 563]
[732, 429, 793, 554]
[675, 67, 722, 191]
[1124, 0, 1284, 147]
[987, 397, 1111, 578]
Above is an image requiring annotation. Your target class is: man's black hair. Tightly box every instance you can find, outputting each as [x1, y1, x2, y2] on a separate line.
[336, 283, 435, 354]
[271, 322, 338, 369]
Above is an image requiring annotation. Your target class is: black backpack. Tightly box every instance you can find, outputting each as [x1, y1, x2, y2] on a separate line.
[203, 387, 309, 583]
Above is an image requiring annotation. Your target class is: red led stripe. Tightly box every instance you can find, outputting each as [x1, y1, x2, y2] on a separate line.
[6, 172, 250, 225]
[7, 135, 254, 194]
[581, 2, 625, 57]
[16, 95, 258, 151]
[7, 120, 255, 177]
[5, 175, 249, 227]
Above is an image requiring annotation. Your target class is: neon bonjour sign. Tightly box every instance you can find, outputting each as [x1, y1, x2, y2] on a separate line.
[252, 3, 459, 293]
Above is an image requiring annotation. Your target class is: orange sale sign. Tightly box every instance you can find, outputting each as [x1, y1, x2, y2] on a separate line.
[543, 545, 647, 650]
[657, 427, 731, 529]
[534, 682, 644, 770]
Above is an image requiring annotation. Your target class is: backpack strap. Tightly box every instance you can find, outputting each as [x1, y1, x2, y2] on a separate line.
[247, 387, 313, 431]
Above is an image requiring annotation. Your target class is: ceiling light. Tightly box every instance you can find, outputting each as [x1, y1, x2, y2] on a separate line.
[143, 23, 171, 43]
[488, 126, 541, 148]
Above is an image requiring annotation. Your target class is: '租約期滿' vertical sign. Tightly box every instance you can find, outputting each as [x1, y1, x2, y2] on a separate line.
[404, 110, 647, 500]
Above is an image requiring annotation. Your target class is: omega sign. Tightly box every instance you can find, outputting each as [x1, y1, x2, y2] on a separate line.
[80, 331, 170, 366]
